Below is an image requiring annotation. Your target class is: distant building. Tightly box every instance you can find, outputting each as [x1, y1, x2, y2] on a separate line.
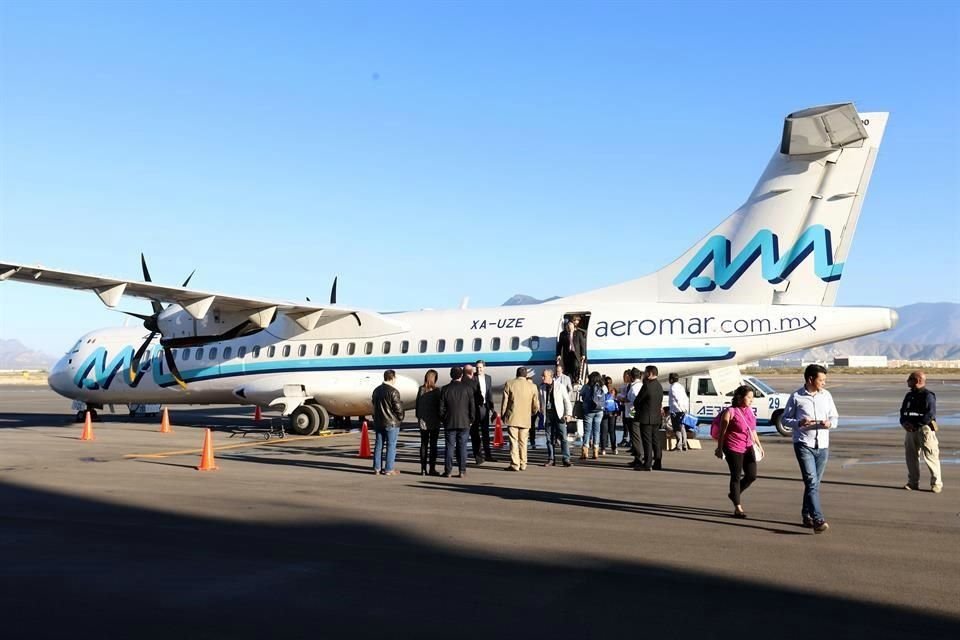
[833, 355, 888, 368]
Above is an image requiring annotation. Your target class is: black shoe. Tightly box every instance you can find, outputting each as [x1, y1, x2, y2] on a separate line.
[733, 511, 748, 519]
[637, 467, 652, 472]
[429, 469, 440, 476]
[475, 458, 485, 466]
[441, 471, 451, 478]
[562, 460, 572, 467]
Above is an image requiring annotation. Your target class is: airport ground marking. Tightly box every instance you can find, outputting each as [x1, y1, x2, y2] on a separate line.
[123, 429, 352, 459]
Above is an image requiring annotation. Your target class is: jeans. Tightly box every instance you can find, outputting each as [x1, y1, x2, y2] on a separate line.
[793, 443, 829, 522]
[582, 411, 602, 448]
[601, 413, 619, 450]
[545, 413, 570, 463]
[723, 447, 757, 506]
[445, 428, 470, 475]
[374, 426, 399, 473]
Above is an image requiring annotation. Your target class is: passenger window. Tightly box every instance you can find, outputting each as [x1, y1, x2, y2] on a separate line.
[510, 337, 520, 350]
[530, 336, 540, 350]
[314, 344, 322, 356]
[252, 346, 260, 359]
[698, 378, 718, 396]
[209, 347, 218, 360]
[473, 338, 481, 351]
[418, 340, 427, 353]
[491, 337, 501, 351]
[454, 338, 464, 352]
[400, 340, 409, 354]
[282, 345, 291, 357]
[267, 346, 276, 358]
[382, 341, 391, 354]
[364, 342, 373, 355]
[223, 347, 232, 360]
[182, 348, 191, 361]
[347, 343, 356, 355]
[331, 343, 340, 356]
[298, 344, 306, 357]
[437, 339, 446, 353]
[196, 348, 205, 361]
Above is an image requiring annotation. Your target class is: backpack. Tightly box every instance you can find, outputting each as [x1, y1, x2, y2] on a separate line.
[583, 384, 604, 413]
[710, 408, 729, 440]
[603, 392, 618, 413]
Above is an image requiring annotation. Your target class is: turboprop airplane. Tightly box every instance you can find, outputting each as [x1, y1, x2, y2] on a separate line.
[1, 103, 897, 436]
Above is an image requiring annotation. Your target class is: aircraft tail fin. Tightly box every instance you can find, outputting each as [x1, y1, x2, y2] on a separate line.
[555, 103, 887, 306]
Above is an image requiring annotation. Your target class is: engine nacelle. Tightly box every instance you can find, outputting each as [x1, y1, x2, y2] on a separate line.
[157, 304, 275, 346]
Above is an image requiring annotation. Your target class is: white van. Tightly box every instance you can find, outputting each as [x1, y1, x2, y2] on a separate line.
[663, 375, 792, 436]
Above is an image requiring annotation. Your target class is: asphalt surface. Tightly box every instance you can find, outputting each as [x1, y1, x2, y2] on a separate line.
[1, 374, 958, 639]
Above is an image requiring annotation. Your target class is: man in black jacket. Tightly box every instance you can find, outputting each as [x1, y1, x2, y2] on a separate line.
[441, 366, 476, 478]
[899, 370, 942, 493]
[371, 370, 405, 476]
[556, 320, 586, 383]
[632, 365, 664, 471]
[471, 360, 496, 463]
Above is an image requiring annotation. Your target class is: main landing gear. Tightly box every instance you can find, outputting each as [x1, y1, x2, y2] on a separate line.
[288, 404, 331, 436]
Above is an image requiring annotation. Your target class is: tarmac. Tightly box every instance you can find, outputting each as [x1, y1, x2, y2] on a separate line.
[1, 374, 958, 639]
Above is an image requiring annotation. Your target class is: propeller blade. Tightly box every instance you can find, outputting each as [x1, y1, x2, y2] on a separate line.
[163, 347, 187, 390]
[129, 332, 157, 382]
[140, 254, 163, 315]
[140, 253, 152, 282]
[181, 269, 196, 288]
[121, 311, 152, 322]
[330, 276, 338, 304]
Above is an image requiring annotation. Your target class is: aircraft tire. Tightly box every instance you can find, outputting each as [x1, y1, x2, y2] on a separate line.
[314, 404, 330, 432]
[289, 405, 320, 436]
[772, 410, 790, 437]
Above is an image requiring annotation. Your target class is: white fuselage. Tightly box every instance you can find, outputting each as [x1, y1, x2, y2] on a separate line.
[48, 301, 897, 415]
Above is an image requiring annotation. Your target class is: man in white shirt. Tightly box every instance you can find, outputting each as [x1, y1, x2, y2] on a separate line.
[782, 364, 839, 533]
[667, 373, 691, 451]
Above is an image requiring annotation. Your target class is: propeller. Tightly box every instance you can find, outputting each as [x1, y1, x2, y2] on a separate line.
[306, 276, 338, 304]
[126, 254, 194, 388]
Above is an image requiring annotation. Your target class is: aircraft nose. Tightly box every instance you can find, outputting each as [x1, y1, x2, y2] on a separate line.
[47, 356, 73, 396]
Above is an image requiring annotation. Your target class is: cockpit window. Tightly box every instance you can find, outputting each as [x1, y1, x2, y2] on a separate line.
[68, 340, 82, 354]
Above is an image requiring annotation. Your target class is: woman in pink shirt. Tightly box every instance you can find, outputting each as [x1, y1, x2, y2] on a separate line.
[715, 385, 764, 518]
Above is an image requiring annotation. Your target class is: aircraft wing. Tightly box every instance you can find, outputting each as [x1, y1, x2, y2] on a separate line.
[0, 260, 400, 332]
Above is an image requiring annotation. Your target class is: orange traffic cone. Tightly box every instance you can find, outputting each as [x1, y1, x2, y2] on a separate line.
[159, 407, 173, 433]
[254, 405, 262, 422]
[358, 420, 372, 459]
[197, 428, 218, 471]
[80, 411, 95, 441]
[493, 414, 504, 448]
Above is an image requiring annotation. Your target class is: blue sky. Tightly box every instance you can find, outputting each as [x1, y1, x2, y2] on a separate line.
[1, 0, 958, 353]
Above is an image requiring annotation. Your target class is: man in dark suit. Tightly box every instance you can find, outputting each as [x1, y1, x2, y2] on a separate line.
[462, 364, 482, 464]
[632, 365, 664, 471]
[471, 359, 496, 463]
[556, 320, 586, 383]
[440, 366, 476, 478]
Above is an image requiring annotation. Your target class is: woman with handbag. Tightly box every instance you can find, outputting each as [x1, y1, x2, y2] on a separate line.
[714, 385, 764, 518]
[415, 369, 442, 476]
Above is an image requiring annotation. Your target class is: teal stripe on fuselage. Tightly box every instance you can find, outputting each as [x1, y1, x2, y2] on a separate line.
[156, 346, 734, 386]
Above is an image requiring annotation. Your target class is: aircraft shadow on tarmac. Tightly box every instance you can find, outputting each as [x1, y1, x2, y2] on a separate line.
[1, 480, 957, 640]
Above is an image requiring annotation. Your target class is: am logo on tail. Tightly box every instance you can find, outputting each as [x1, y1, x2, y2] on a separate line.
[1, 103, 896, 435]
